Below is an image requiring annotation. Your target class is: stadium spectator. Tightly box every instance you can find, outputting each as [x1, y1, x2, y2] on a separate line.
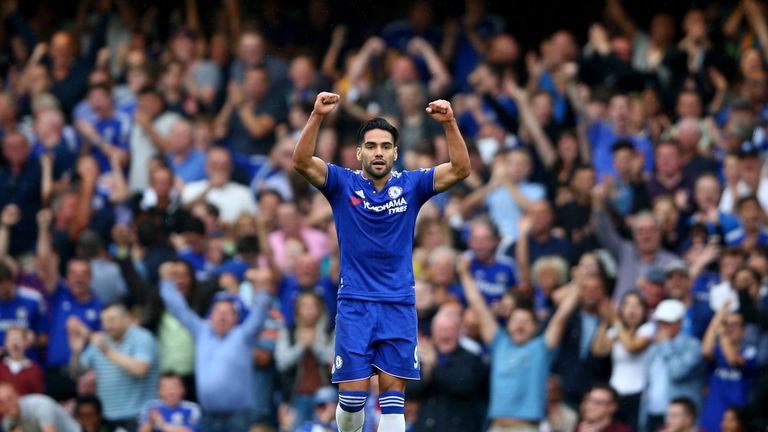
[575, 384, 631, 432]
[69, 302, 159, 430]
[137, 372, 202, 432]
[408, 309, 486, 432]
[700, 308, 757, 432]
[640, 299, 706, 432]
[460, 218, 517, 312]
[0, 382, 81, 432]
[295, 386, 339, 432]
[592, 183, 678, 303]
[75, 395, 108, 432]
[128, 86, 182, 192]
[180, 146, 258, 224]
[656, 397, 700, 432]
[0, 327, 44, 396]
[551, 274, 612, 407]
[540, 375, 578, 432]
[0, 259, 47, 350]
[458, 256, 580, 432]
[159, 261, 271, 431]
[275, 292, 335, 429]
[591, 290, 654, 430]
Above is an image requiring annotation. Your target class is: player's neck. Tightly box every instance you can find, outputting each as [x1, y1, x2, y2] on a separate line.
[362, 170, 392, 192]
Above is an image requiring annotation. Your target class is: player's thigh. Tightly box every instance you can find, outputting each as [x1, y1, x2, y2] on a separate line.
[371, 303, 419, 381]
[332, 299, 376, 383]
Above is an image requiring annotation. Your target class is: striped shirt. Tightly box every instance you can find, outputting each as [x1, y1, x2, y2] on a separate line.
[81, 325, 159, 420]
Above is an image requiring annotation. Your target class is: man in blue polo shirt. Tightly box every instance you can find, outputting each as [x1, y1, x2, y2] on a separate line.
[45, 258, 103, 401]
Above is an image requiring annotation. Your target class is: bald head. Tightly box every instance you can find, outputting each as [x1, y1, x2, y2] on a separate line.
[432, 309, 462, 354]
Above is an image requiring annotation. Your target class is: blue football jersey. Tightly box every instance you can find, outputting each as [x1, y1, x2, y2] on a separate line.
[140, 400, 201, 432]
[320, 164, 437, 304]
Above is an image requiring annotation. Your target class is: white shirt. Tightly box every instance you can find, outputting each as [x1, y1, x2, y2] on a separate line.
[181, 180, 258, 223]
[128, 111, 182, 192]
[720, 177, 768, 214]
[607, 322, 655, 395]
[709, 280, 740, 312]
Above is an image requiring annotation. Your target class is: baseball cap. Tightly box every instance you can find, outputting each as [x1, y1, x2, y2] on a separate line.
[653, 299, 686, 323]
[645, 267, 666, 285]
[664, 260, 688, 277]
[314, 386, 338, 405]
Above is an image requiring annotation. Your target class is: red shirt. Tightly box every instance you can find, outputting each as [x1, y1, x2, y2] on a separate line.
[0, 358, 44, 395]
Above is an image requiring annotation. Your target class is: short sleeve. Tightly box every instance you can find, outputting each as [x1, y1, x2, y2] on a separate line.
[187, 404, 202, 431]
[319, 163, 345, 198]
[409, 168, 437, 203]
[31, 398, 57, 426]
[130, 330, 157, 364]
[138, 401, 154, 425]
[637, 322, 656, 339]
[606, 326, 618, 340]
[80, 345, 95, 368]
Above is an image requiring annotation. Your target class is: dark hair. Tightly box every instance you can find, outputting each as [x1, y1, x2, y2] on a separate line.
[0, 260, 14, 282]
[656, 138, 682, 154]
[723, 406, 749, 431]
[735, 194, 760, 211]
[236, 235, 260, 255]
[611, 139, 636, 154]
[259, 189, 285, 204]
[356, 118, 399, 146]
[137, 85, 161, 98]
[179, 215, 206, 235]
[470, 216, 501, 240]
[670, 397, 697, 419]
[87, 83, 112, 96]
[588, 383, 619, 404]
[77, 230, 103, 260]
[619, 290, 648, 327]
[102, 301, 130, 315]
[160, 371, 184, 384]
[75, 395, 103, 415]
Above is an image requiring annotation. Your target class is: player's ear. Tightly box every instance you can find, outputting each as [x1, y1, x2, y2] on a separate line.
[356, 148, 361, 161]
[394, 148, 398, 161]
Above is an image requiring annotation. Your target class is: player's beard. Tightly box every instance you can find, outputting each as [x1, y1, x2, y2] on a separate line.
[363, 158, 392, 179]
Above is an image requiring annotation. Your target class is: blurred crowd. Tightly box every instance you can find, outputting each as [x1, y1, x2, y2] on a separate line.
[0, 0, 767, 431]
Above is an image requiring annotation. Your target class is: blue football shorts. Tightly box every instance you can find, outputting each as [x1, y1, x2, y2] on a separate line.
[331, 298, 420, 383]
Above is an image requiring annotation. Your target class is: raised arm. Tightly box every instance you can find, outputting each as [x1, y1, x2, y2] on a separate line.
[292, 92, 339, 188]
[591, 184, 624, 259]
[70, 156, 98, 241]
[743, 0, 768, 62]
[427, 100, 471, 192]
[35, 209, 59, 294]
[408, 38, 452, 97]
[239, 289, 271, 339]
[456, 257, 498, 345]
[544, 282, 580, 348]
[159, 263, 204, 336]
[605, 0, 638, 38]
[0, 205, 20, 259]
[506, 78, 556, 168]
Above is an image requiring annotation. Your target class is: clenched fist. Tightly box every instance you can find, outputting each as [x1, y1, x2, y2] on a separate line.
[426, 100, 454, 123]
[313, 92, 340, 116]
